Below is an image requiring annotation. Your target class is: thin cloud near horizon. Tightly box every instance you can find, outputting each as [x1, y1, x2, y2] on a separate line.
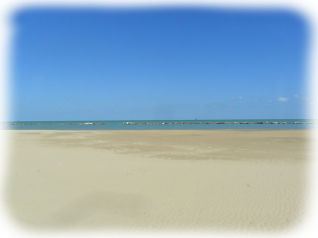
[278, 97, 289, 102]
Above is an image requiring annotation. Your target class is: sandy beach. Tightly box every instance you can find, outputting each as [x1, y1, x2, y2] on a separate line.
[4, 130, 309, 232]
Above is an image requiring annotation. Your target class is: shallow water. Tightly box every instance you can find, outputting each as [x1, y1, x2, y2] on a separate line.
[3, 119, 314, 130]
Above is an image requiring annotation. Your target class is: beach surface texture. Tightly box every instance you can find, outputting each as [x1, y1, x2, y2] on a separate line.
[5, 130, 308, 232]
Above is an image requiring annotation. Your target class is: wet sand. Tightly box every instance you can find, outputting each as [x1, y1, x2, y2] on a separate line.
[5, 130, 309, 232]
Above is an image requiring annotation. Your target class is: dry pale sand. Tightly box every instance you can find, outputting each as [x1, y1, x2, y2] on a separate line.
[4, 130, 309, 232]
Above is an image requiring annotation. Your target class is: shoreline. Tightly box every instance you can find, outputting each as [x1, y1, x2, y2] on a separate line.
[4, 120, 312, 126]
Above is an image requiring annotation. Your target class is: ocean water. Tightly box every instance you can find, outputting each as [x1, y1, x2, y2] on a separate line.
[2, 119, 314, 130]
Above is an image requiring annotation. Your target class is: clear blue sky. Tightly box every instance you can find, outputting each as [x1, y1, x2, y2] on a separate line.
[11, 7, 309, 121]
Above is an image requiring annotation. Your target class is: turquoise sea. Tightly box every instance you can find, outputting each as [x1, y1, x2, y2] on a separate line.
[2, 119, 314, 130]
